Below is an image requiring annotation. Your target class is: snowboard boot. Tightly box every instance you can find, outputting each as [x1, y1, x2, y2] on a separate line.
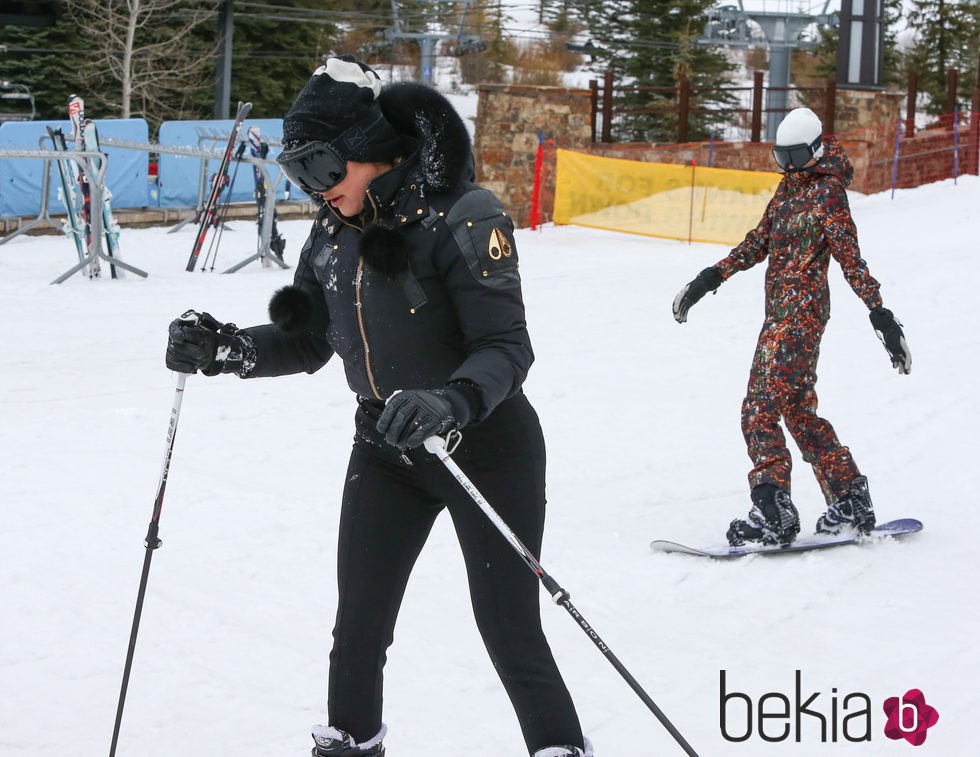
[533, 737, 595, 757]
[816, 475, 876, 536]
[727, 484, 801, 547]
[311, 724, 386, 756]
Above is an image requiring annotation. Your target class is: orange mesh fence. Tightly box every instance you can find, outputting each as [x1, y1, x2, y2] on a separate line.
[870, 112, 980, 193]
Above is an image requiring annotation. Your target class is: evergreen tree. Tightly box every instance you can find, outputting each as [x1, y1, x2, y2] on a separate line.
[904, 0, 980, 113]
[231, 0, 344, 120]
[569, 0, 736, 142]
[0, 1, 380, 129]
[0, 21, 99, 121]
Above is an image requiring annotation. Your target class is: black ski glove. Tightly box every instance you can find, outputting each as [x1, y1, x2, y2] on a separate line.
[673, 266, 724, 323]
[869, 306, 911, 375]
[376, 383, 481, 450]
[166, 310, 254, 376]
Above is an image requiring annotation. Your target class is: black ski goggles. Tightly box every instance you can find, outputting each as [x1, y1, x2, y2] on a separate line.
[277, 140, 347, 195]
[276, 114, 394, 195]
[772, 134, 823, 172]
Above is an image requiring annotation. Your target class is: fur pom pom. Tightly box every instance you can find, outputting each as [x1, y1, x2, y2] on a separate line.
[359, 224, 410, 274]
[269, 285, 313, 334]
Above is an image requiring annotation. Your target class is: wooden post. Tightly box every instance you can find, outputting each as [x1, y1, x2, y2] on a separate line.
[824, 79, 836, 135]
[589, 79, 598, 143]
[906, 70, 917, 138]
[602, 70, 614, 143]
[946, 68, 959, 115]
[751, 71, 764, 142]
[677, 78, 690, 143]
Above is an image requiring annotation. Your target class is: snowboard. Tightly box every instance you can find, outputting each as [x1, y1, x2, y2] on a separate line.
[650, 518, 923, 558]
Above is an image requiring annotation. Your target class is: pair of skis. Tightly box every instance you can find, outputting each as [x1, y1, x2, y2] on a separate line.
[244, 125, 286, 267]
[184, 101, 253, 272]
[46, 94, 123, 278]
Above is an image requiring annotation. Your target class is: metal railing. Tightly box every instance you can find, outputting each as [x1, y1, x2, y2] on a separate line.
[0, 135, 149, 283]
[590, 70, 836, 144]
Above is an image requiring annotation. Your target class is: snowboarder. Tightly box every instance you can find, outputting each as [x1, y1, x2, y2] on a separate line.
[672, 107, 911, 548]
[165, 56, 594, 757]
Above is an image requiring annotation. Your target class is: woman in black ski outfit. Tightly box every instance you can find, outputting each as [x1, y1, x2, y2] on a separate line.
[165, 56, 594, 757]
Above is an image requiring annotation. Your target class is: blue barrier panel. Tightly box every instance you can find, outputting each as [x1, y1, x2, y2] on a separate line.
[157, 118, 284, 208]
[0, 119, 149, 217]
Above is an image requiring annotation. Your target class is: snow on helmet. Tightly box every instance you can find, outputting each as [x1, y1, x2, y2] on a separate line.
[772, 107, 824, 172]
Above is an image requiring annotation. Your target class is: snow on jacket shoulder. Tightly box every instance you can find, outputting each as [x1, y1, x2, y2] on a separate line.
[714, 137, 883, 322]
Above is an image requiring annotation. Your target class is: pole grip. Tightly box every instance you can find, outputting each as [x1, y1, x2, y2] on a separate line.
[423, 434, 447, 456]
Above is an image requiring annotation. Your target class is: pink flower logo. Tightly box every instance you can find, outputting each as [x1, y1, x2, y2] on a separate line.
[883, 689, 939, 746]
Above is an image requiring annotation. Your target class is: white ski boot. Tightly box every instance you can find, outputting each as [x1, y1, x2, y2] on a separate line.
[311, 724, 386, 756]
[533, 736, 595, 756]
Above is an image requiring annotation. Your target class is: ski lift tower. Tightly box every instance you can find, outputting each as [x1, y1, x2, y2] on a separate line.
[836, 0, 886, 89]
[380, 0, 485, 85]
[700, 1, 836, 140]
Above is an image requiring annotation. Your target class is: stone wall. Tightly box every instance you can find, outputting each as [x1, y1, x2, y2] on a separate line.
[835, 88, 904, 133]
[474, 84, 972, 227]
[473, 84, 592, 228]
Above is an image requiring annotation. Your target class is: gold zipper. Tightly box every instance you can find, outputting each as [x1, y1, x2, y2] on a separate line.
[354, 250, 382, 400]
[332, 192, 383, 399]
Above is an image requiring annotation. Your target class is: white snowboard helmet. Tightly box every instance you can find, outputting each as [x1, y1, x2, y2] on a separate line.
[772, 107, 824, 172]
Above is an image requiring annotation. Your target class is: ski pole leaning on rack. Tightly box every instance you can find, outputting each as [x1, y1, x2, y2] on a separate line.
[185, 101, 252, 272]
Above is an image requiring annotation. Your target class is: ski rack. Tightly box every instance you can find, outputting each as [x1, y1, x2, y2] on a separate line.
[102, 134, 288, 272]
[0, 139, 149, 284]
[0, 137, 58, 242]
[222, 133, 290, 273]
[165, 131, 236, 235]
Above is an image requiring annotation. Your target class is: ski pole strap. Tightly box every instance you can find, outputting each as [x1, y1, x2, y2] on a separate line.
[423, 430, 462, 457]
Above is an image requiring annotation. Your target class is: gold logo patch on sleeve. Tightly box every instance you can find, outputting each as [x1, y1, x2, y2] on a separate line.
[488, 227, 513, 261]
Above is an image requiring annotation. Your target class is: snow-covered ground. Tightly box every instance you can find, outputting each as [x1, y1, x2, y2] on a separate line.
[1, 175, 977, 756]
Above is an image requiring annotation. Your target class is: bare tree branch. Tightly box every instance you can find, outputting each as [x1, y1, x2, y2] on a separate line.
[65, 0, 219, 121]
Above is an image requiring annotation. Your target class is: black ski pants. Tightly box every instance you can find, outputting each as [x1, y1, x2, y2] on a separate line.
[327, 393, 584, 754]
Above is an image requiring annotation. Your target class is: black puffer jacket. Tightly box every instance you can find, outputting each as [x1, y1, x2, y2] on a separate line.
[240, 82, 532, 422]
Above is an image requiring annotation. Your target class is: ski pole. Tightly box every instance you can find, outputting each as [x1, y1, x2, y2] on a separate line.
[203, 144, 245, 272]
[109, 372, 189, 757]
[423, 434, 700, 757]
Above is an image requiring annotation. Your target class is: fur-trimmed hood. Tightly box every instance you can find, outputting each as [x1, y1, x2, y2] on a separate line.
[354, 82, 473, 275]
[377, 81, 473, 191]
[269, 81, 475, 333]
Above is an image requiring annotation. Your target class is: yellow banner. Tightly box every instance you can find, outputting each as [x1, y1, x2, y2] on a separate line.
[554, 149, 782, 245]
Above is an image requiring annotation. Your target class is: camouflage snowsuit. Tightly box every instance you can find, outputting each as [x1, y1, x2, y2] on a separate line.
[714, 138, 883, 503]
